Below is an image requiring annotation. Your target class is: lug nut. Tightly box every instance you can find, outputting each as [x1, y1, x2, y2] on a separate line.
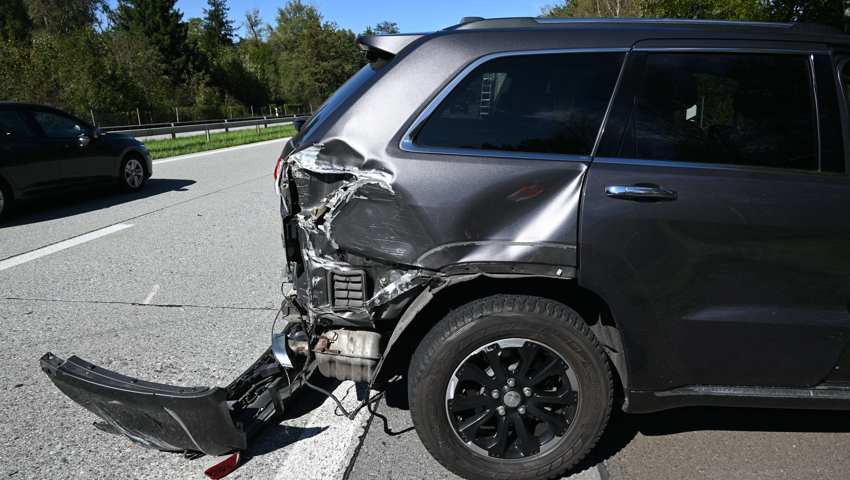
[497, 406, 506, 416]
[518, 406, 526, 415]
[507, 378, 516, 388]
[523, 387, 533, 397]
[491, 389, 500, 399]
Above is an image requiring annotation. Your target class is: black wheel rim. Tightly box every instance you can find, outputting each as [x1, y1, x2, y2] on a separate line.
[445, 338, 579, 460]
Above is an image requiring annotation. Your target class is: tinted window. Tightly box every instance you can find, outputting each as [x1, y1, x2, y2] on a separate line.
[613, 53, 818, 171]
[414, 53, 624, 156]
[0, 110, 35, 139]
[32, 111, 86, 138]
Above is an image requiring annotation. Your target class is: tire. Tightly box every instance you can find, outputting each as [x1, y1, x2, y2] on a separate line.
[408, 294, 612, 480]
[0, 180, 11, 221]
[119, 155, 147, 192]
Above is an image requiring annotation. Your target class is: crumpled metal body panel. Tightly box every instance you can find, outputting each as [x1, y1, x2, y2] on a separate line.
[280, 30, 600, 327]
[283, 140, 586, 326]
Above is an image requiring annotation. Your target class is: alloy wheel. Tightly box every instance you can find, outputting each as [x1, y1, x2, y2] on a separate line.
[445, 338, 580, 460]
[124, 158, 144, 189]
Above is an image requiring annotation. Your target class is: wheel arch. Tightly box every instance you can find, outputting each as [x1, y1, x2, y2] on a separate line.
[374, 274, 631, 407]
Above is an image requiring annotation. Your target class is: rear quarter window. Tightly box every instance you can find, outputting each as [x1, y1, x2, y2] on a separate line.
[413, 52, 625, 157]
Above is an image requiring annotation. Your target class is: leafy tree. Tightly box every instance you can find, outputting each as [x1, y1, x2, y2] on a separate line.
[363, 20, 400, 35]
[25, 0, 102, 33]
[269, 0, 363, 109]
[244, 8, 267, 43]
[0, 0, 32, 43]
[542, 0, 643, 17]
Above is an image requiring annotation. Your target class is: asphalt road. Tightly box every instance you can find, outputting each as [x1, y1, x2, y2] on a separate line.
[2, 140, 850, 479]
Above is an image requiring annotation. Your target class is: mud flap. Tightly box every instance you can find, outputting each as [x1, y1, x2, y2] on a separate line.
[40, 348, 295, 457]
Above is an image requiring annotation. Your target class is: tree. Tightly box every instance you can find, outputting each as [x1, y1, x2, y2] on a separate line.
[202, 0, 234, 50]
[542, 0, 643, 17]
[0, 0, 32, 43]
[111, 0, 190, 79]
[25, 0, 102, 33]
[244, 8, 266, 43]
[641, 0, 769, 20]
[269, 0, 363, 109]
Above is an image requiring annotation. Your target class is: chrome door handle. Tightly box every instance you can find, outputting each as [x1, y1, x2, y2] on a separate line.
[605, 184, 677, 201]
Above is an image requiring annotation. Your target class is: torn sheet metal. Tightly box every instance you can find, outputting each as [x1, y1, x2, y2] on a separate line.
[280, 138, 588, 328]
[282, 140, 436, 326]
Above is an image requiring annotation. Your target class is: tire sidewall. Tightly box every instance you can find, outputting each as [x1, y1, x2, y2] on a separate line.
[0, 181, 11, 220]
[410, 297, 610, 480]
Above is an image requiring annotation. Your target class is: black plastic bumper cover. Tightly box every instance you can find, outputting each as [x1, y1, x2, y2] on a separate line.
[40, 352, 246, 456]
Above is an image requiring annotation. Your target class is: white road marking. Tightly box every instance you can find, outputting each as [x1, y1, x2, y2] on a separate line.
[0, 223, 133, 272]
[152, 138, 289, 165]
[142, 284, 160, 305]
[275, 382, 372, 480]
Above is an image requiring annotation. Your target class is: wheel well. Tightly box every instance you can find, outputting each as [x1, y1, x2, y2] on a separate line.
[377, 275, 629, 404]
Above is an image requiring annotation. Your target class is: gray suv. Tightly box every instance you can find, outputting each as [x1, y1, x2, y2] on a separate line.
[42, 17, 850, 480]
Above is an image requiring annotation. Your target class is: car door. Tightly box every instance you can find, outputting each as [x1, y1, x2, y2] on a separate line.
[30, 108, 110, 186]
[580, 42, 850, 391]
[0, 106, 61, 195]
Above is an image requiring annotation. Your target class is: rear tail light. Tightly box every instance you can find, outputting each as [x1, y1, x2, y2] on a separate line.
[273, 155, 283, 181]
[273, 155, 284, 196]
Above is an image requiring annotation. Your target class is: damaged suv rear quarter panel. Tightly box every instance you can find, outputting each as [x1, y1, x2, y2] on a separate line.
[285, 30, 613, 306]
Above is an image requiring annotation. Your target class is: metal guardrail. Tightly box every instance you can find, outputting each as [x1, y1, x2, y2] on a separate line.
[102, 115, 310, 139]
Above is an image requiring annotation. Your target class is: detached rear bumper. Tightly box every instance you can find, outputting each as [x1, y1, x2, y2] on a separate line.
[40, 349, 290, 457]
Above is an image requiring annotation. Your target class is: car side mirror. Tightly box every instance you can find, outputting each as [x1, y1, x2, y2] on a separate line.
[78, 134, 91, 147]
[92, 127, 102, 139]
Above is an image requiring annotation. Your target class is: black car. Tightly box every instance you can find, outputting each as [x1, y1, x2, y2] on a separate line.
[0, 103, 152, 219]
[41, 18, 850, 480]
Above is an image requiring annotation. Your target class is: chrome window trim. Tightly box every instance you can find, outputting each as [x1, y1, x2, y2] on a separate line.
[593, 157, 846, 178]
[810, 53, 824, 171]
[398, 48, 629, 162]
[633, 46, 831, 55]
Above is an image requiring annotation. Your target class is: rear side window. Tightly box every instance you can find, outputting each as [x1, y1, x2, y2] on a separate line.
[0, 110, 35, 139]
[32, 111, 86, 139]
[414, 52, 625, 156]
[607, 52, 818, 171]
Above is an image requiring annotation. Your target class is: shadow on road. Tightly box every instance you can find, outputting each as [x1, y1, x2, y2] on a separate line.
[380, 374, 850, 474]
[246, 375, 341, 460]
[1, 178, 195, 228]
[577, 405, 850, 473]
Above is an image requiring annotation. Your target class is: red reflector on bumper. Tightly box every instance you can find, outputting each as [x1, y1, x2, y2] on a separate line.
[204, 452, 242, 480]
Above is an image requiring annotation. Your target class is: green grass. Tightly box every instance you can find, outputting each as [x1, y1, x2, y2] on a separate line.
[144, 124, 297, 159]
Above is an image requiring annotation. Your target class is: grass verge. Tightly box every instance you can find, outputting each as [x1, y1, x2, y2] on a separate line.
[144, 124, 297, 159]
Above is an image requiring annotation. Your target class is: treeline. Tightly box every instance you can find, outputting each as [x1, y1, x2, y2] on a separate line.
[0, 0, 398, 125]
[543, 0, 848, 30]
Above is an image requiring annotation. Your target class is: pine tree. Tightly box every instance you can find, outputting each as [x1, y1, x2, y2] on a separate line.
[202, 0, 234, 51]
[112, 0, 190, 79]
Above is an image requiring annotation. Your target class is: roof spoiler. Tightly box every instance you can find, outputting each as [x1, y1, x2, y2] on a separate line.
[357, 34, 424, 61]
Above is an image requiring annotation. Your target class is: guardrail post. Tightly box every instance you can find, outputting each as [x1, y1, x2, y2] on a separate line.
[205, 128, 211, 143]
[224, 119, 229, 133]
[170, 123, 176, 139]
[263, 116, 268, 128]
[255, 121, 260, 135]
